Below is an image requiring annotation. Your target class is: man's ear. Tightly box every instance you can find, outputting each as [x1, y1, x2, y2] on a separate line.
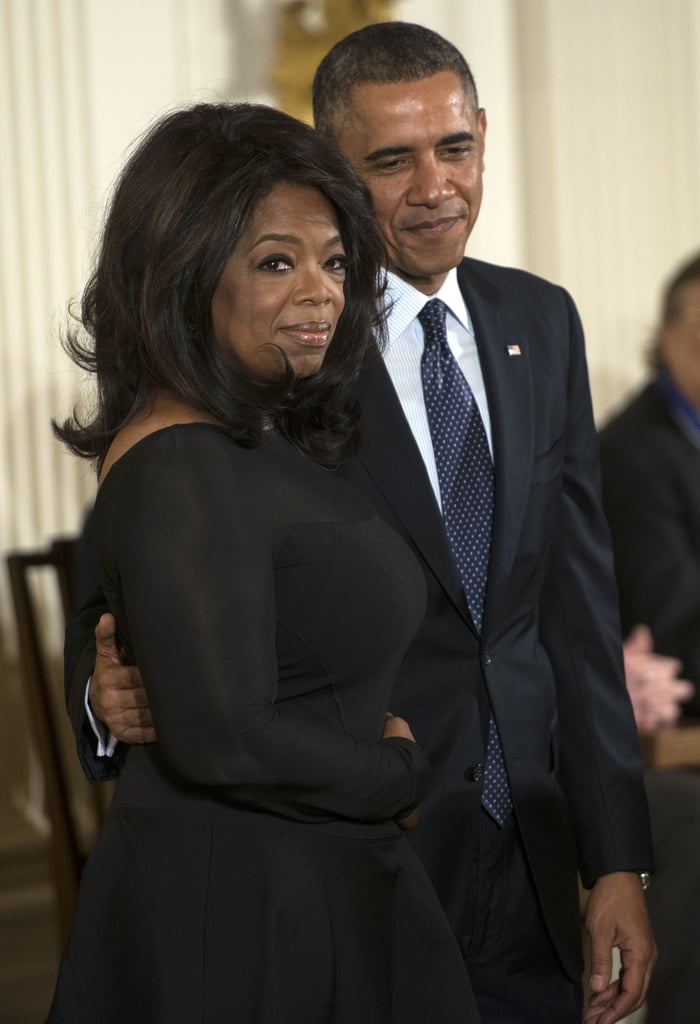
[478, 108, 488, 171]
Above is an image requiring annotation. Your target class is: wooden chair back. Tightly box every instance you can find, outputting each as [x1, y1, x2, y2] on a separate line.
[640, 722, 700, 769]
[6, 539, 110, 943]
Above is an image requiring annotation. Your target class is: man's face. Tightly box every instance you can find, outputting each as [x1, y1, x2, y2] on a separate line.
[660, 279, 700, 408]
[335, 71, 487, 296]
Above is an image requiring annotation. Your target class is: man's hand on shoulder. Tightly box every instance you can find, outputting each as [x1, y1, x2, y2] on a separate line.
[90, 613, 156, 744]
[584, 870, 656, 1024]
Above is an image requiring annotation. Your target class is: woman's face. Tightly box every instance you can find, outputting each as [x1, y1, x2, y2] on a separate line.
[212, 182, 347, 379]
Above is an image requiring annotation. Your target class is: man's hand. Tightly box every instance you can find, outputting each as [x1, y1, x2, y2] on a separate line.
[623, 623, 694, 733]
[584, 871, 657, 1024]
[89, 613, 156, 744]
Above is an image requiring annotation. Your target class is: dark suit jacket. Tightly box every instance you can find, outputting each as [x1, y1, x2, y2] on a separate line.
[340, 258, 651, 977]
[65, 257, 652, 982]
[599, 378, 700, 710]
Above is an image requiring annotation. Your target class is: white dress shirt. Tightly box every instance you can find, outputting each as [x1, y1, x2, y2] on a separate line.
[382, 268, 493, 508]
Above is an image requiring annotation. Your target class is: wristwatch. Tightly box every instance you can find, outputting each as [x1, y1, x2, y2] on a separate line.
[638, 871, 652, 891]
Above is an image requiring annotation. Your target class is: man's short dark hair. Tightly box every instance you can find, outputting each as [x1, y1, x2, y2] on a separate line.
[312, 22, 479, 139]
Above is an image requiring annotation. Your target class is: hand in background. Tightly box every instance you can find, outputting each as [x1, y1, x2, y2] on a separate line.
[623, 624, 694, 734]
[89, 613, 157, 744]
[383, 712, 420, 830]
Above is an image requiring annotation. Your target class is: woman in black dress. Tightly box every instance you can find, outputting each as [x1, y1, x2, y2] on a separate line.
[47, 103, 479, 1023]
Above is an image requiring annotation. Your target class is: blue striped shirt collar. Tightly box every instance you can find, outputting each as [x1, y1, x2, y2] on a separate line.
[384, 268, 474, 349]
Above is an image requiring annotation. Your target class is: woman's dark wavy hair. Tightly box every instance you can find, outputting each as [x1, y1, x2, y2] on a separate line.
[54, 102, 387, 469]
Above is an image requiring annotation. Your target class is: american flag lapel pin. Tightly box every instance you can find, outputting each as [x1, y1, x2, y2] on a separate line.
[506, 344, 522, 357]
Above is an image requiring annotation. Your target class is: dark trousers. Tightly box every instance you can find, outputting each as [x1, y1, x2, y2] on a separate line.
[460, 809, 583, 1024]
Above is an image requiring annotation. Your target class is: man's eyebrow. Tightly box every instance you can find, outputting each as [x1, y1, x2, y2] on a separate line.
[363, 132, 475, 164]
[364, 144, 412, 164]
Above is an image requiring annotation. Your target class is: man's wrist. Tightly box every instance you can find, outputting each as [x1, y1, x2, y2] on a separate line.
[84, 676, 119, 757]
[637, 870, 652, 891]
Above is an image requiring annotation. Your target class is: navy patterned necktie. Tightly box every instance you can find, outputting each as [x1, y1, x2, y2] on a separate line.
[419, 298, 512, 825]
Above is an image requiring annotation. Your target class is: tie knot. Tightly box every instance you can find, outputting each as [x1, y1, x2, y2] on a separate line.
[418, 298, 448, 351]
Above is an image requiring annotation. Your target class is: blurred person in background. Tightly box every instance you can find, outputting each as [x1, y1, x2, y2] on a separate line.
[600, 251, 700, 704]
[600, 250, 700, 1024]
[619, 627, 700, 1024]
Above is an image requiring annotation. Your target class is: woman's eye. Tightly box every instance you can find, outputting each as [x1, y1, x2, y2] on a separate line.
[326, 254, 349, 273]
[259, 255, 293, 272]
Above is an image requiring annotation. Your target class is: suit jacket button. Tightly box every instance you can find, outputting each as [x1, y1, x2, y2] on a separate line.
[465, 763, 484, 782]
[483, 652, 492, 666]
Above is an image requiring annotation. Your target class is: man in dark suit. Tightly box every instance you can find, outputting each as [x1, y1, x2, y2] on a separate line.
[66, 22, 654, 1024]
[599, 250, 700, 1024]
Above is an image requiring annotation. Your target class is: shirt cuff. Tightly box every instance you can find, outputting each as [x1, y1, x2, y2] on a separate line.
[84, 677, 119, 758]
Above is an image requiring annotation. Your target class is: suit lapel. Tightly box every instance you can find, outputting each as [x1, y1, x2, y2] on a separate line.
[457, 262, 534, 629]
[355, 357, 471, 623]
[354, 260, 535, 633]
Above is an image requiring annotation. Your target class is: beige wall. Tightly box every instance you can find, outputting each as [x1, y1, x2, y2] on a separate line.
[1, 0, 699, 814]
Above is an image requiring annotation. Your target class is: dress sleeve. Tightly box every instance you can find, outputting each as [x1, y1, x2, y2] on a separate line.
[99, 428, 430, 823]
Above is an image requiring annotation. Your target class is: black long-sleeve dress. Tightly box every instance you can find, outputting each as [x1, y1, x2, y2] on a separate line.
[47, 423, 478, 1024]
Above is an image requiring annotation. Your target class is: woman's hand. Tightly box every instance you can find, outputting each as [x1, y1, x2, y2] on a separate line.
[383, 713, 421, 830]
[382, 711, 415, 742]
